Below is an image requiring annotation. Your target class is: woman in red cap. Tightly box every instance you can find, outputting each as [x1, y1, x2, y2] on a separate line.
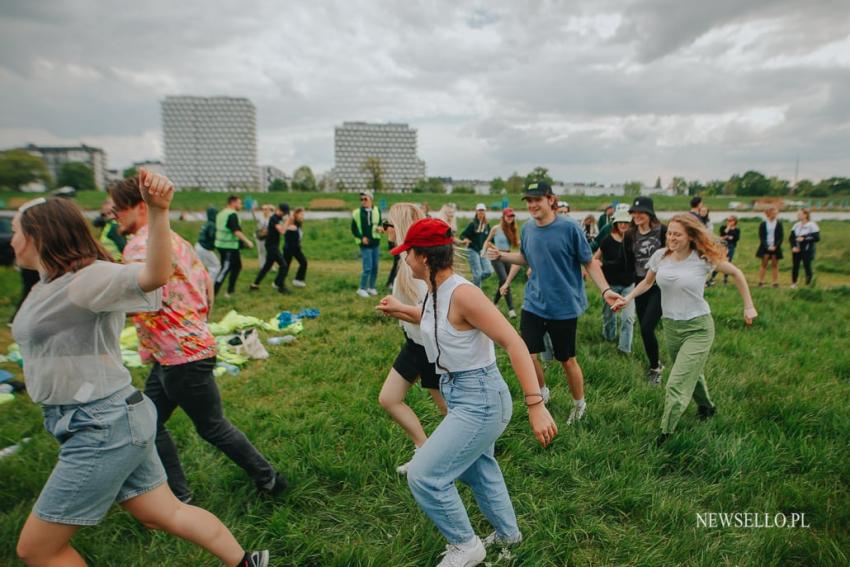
[482, 208, 520, 318]
[377, 217, 557, 567]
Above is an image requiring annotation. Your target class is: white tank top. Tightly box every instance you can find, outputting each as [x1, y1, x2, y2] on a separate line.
[420, 273, 496, 372]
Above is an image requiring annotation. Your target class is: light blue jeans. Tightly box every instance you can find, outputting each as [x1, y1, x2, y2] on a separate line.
[359, 245, 380, 289]
[466, 251, 493, 287]
[407, 362, 520, 544]
[602, 283, 635, 353]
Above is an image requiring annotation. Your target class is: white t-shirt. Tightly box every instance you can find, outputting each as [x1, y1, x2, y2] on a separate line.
[765, 219, 777, 247]
[12, 261, 161, 405]
[394, 278, 428, 345]
[647, 249, 713, 321]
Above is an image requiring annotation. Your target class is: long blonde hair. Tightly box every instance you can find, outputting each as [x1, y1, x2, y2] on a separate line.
[389, 203, 426, 305]
[666, 214, 725, 264]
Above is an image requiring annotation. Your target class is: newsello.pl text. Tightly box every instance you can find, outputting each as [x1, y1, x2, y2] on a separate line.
[697, 512, 810, 529]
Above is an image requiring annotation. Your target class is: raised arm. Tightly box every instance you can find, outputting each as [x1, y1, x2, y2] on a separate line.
[136, 168, 175, 292]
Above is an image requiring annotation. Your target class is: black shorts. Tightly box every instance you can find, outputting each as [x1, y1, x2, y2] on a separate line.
[392, 338, 439, 390]
[520, 310, 578, 362]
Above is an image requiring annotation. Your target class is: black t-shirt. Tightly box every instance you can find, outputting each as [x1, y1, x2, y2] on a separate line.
[598, 234, 634, 286]
[284, 226, 302, 249]
[626, 224, 666, 281]
[225, 211, 241, 233]
[266, 214, 282, 249]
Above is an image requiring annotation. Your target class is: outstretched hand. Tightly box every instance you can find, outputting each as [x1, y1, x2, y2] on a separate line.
[375, 295, 402, 317]
[139, 168, 174, 210]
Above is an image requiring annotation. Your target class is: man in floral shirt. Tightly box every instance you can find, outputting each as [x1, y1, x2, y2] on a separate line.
[110, 179, 286, 503]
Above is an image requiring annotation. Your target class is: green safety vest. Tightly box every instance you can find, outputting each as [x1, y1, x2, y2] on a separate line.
[352, 206, 381, 244]
[215, 209, 240, 250]
[99, 220, 122, 262]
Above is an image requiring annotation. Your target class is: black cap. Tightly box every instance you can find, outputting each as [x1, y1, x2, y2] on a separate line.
[628, 196, 656, 216]
[522, 181, 554, 199]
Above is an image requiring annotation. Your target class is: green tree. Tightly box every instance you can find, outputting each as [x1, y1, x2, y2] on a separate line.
[737, 170, 770, 196]
[268, 178, 288, 192]
[291, 165, 317, 192]
[524, 166, 554, 187]
[412, 177, 445, 193]
[768, 176, 790, 196]
[0, 149, 51, 190]
[490, 177, 506, 194]
[670, 176, 688, 195]
[794, 179, 814, 196]
[451, 185, 474, 195]
[122, 166, 138, 179]
[724, 174, 741, 195]
[57, 161, 95, 190]
[505, 173, 525, 194]
[361, 157, 384, 193]
[703, 180, 725, 196]
[624, 181, 642, 198]
[817, 177, 850, 195]
[687, 180, 704, 196]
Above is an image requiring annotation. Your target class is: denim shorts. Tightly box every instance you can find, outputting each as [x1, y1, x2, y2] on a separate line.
[34, 385, 166, 526]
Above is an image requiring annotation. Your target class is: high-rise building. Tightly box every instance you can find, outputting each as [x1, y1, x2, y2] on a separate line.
[162, 96, 259, 192]
[24, 143, 107, 190]
[333, 122, 425, 192]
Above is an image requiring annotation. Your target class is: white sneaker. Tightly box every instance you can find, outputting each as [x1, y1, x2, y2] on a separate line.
[540, 386, 550, 405]
[436, 537, 486, 567]
[507, 309, 517, 318]
[292, 279, 306, 288]
[567, 402, 586, 425]
[396, 458, 413, 475]
[367, 288, 378, 296]
[482, 531, 523, 548]
[356, 289, 369, 298]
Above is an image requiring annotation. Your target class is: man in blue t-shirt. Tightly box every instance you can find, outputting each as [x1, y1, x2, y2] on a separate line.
[489, 182, 622, 424]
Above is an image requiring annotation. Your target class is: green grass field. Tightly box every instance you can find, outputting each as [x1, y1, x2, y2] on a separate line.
[0, 219, 848, 566]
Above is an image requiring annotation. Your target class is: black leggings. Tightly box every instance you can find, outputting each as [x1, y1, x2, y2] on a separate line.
[635, 284, 662, 369]
[282, 245, 308, 282]
[214, 248, 242, 295]
[254, 247, 286, 288]
[792, 252, 813, 284]
[491, 258, 514, 310]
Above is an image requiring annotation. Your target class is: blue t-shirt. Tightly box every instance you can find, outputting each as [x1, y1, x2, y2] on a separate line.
[520, 215, 592, 320]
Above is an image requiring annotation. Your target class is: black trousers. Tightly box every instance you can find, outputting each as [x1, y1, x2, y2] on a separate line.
[491, 259, 514, 310]
[144, 357, 275, 500]
[282, 245, 308, 282]
[635, 284, 662, 369]
[214, 248, 241, 294]
[792, 251, 813, 284]
[254, 246, 287, 288]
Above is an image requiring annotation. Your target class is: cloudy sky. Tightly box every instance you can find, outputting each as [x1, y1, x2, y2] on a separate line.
[1, 0, 848, 184]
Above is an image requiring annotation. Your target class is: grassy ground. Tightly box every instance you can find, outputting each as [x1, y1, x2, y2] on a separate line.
[0, 191, 810, 214]
[0, 219, 848, 566]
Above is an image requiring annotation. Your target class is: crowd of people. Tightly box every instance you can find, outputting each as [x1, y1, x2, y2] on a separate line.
[8, 170, 826, 566]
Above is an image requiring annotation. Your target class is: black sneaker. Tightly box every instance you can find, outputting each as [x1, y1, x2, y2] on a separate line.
[240, 550, 269, 567]
[277, 286, 291, 295]
[647, 366, 663, 386]
[258, 472, 289, 496]
[697, 405, 717, 421]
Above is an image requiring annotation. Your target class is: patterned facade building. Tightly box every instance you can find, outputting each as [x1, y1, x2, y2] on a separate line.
[24, 144, 107, 190]
[162, 96, 259, 192]
[333, 122, 425, 192]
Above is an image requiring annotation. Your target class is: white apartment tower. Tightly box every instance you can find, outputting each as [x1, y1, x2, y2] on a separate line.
[162, 96, 260, 192]
[334, 122, 425, 192]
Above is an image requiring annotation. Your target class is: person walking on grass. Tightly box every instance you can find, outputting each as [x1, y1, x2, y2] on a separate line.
[11, 171, 269, 567]
[352, 190, 383, 297]
[196, 207, 221, 282]
[614, 214, 757, 446]
[459, 203, 494, 287]
[252, 204, 274, 268]
[214, 195, 254, 297]
[109, 178, 287, 506]
[281, 207, 308, 288]
[250, 203, 289, 293]
[487, 182, 622, 421]
[756, 206, 783, 288]
[624, 196, 667, 385]
[378, 204, 448, 476]
[708, 215, 740, 286]
[789, 208, 820, 288]
[593, 206, 635, 354]
[377, 217, 558, 567]
[482, 207, 519, 318]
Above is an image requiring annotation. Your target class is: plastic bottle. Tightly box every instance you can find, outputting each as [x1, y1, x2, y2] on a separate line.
[268, 335, 296, 345]
[217, 362, 240, 375]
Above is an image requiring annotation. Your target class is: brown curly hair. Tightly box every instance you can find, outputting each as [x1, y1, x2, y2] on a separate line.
[665, 214, 725, 264]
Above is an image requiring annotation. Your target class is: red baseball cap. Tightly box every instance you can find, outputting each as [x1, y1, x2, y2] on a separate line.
[390, 218, 453, 256]
[503, 207, 515, 216]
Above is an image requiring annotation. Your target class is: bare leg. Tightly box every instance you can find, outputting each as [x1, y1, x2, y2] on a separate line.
[378, 369, 427, 447]
[771, 257, 780, 285]
[758, 257, 768, 284]
[120, 484, 244, 566]
[561, 357, 585, 401]
[532, 354, 546, 389]
[427, 387, 448, 416]
[17, 514, 84, 567]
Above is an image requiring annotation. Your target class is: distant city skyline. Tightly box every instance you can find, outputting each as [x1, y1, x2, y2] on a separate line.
[1, 1, 848, 184]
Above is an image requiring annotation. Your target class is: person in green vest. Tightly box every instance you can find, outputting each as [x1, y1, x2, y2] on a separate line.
[350, 190, 383, 297]
[214, 195, 254, 297]
[94, 198, 126, 261]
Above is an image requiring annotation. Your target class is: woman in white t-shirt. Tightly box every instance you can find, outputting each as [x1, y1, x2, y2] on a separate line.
[615, 214, 757, 446]
[378, 204, 447, 476]
[376, 218, 557, 567]
[12, 170, 269, 567]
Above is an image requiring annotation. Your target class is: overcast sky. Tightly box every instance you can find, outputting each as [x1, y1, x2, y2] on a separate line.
[1, 0, 848, 184]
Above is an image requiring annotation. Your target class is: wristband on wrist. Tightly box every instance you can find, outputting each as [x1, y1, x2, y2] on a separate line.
[602, 287, 612, 297]
[526, 398, 544, 407]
